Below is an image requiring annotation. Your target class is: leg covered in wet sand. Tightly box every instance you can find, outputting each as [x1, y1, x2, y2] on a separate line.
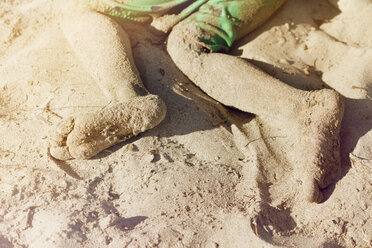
[167, 21, 344, 203]
[49, 8, 166, 160]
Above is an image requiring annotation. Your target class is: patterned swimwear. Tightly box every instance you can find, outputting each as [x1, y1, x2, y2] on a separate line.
[84, 0, 286, 52]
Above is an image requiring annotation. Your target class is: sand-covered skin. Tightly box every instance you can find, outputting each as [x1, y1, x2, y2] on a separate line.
[49, 94, 166, 160]
[0, 0, 371, 247]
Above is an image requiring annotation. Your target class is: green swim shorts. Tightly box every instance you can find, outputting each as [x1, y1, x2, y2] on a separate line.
[85, 0, 286, 52]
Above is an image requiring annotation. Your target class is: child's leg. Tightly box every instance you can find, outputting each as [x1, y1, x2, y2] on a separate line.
[49, 8, 166, 160]
[301, 30, 372, 99]
[167, 21, 344, 203]
[300, 0, 372, 99]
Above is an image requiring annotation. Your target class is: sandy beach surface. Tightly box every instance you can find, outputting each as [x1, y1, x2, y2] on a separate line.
[0, 0, 371, 247]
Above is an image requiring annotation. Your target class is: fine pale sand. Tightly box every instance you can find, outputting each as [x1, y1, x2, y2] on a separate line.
[0, 0, 371, 247]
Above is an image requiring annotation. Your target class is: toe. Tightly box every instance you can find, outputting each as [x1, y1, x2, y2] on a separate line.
[317, 149, 341, 189]
[318, 169, 337, 189]
[302, 177, 323, 203]
[49, 117, 75, 160]
[68, 141, 101, 159]
[49, 117, 75, 145]
[49, 146, 73, 160]
[55, 117, 75, 137]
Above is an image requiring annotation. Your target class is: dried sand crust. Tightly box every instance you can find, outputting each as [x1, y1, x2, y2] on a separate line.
[0, 0, 371, 247]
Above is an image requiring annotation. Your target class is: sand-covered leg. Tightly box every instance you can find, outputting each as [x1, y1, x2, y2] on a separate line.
[50, 6, 166, 160]
[167, 21, 344, 202]
[167, 22, 307, 121]
[60, 7, 148, 100]
[300, 30, 372, 99]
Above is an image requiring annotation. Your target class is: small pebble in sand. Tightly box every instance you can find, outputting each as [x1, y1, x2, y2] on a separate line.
[279, 58, 288, 64]
[143, 150, 159, 163]
[99, 214, 118, 229]
[208, 242, 220, 248]
[303, 67, 310, 76]
[127, 143, 138, 152]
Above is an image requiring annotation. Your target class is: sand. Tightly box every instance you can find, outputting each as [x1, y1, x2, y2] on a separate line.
[0, 0, 371, 247]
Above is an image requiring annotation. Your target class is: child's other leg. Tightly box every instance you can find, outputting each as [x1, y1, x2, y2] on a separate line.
[167, 21, 344, 203]
[50, 8, 166, 160]
[301, 27, 372, 99]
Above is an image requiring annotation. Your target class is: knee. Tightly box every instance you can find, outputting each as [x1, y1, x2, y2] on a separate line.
[60, 1, 119, 33]
[61, 6, 130, 45]
[60, 6, 99, 34]
[166, 22, 207, 70]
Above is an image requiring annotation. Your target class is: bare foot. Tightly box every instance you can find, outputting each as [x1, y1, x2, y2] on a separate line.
[296, 89, 344, 203]
[49, 95, 166, 160]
